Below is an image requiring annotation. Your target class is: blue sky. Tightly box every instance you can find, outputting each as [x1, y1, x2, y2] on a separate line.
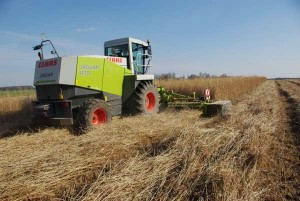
[0, 0, 300, 86]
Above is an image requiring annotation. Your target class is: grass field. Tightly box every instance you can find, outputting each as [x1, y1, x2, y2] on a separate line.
[0, 89, 35, 97]
[0, 77, 299, 200]
[0, 95, 35, 134]
[155, 76, 266, 100]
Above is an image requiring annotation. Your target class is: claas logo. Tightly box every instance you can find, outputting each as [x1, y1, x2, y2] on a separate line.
[39, 59, 58, 68]
[107, 57, 122, 63]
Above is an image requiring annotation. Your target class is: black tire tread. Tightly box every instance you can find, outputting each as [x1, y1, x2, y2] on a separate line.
[74, 99, 112, 132]
[123, 81, 159, 115]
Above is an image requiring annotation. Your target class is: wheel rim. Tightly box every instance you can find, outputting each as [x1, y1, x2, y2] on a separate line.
[91, 108, 107, 126]
[145, 92, 156, 111]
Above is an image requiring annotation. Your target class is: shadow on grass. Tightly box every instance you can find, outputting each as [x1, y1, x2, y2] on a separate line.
[0, 99, 48, 139]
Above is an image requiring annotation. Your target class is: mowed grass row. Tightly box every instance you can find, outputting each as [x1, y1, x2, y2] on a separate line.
[0, 111, 212, 200]
[155, 76, 266, 100]
[80, 80, 299, 200]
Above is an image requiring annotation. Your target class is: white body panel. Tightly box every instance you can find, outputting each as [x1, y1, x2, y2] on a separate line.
[34, 57, 64, 85]
[136, 74, 154, 80]
[34, 57, 78, 86]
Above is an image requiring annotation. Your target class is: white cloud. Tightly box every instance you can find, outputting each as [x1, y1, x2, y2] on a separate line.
[75, 27, 96, 32]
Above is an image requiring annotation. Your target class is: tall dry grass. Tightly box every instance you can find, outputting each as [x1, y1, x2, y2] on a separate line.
[155, 76, 266, 101]
[0, 89, 35, 97]
[0, 96, 35, 135]
[0, 80, 299, 200]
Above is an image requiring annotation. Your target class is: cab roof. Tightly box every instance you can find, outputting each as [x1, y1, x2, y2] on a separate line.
[104, 37, 148, 47]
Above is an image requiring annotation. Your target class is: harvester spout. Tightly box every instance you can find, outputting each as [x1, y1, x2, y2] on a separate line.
[32, 34, 60, 59]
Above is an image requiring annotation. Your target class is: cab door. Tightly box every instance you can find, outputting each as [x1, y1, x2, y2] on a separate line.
[131, 43, 144, 74]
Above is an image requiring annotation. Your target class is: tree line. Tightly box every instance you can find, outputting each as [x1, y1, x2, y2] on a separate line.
[155, 72, 228, 79]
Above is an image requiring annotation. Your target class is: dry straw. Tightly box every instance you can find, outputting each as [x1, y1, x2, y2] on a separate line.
[0, 78, 299, 200]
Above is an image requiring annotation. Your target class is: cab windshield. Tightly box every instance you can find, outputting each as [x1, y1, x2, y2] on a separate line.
[105, 44, 129, 57]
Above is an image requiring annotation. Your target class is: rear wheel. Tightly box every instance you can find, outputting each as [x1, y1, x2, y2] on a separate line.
[91, 108, 107, 125]
[75, 99, 112, 132]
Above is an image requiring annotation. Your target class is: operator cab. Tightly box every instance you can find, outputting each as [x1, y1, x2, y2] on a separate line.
[104, 37, 152, 75]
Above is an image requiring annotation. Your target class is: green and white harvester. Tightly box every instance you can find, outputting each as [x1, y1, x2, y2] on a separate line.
[32, 36, 229, 131]
[32, 37, 159, 130]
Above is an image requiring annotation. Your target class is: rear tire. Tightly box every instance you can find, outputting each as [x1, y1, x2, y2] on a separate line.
[124, 82, 159, 115]
[75, 99, 112, 132]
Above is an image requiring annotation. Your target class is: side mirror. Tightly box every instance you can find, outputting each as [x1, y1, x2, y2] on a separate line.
[33, 44, 43, 50]
[146, 39, 152, 55]
[147, 45, 152, 55]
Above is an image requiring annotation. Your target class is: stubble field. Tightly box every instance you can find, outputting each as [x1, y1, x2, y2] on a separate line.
[0, 77, 299, 200]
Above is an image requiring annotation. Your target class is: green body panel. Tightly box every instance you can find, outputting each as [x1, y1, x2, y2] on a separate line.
[76, 57, 104, 91]
[102, 59, 132, 96]
[122, 75, 136, 102]
[75, 56, 133, 96]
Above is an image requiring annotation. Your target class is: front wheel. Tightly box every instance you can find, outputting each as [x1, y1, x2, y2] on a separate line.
[123, 82, 159, 115]
[137, 82, 160, 114]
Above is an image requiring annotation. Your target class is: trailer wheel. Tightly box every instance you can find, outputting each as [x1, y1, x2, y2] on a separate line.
[75, 99, 112, 132]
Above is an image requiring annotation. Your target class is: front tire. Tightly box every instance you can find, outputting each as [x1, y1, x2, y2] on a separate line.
[124, 82, 159, 115]
[137, 82, 159, 114]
